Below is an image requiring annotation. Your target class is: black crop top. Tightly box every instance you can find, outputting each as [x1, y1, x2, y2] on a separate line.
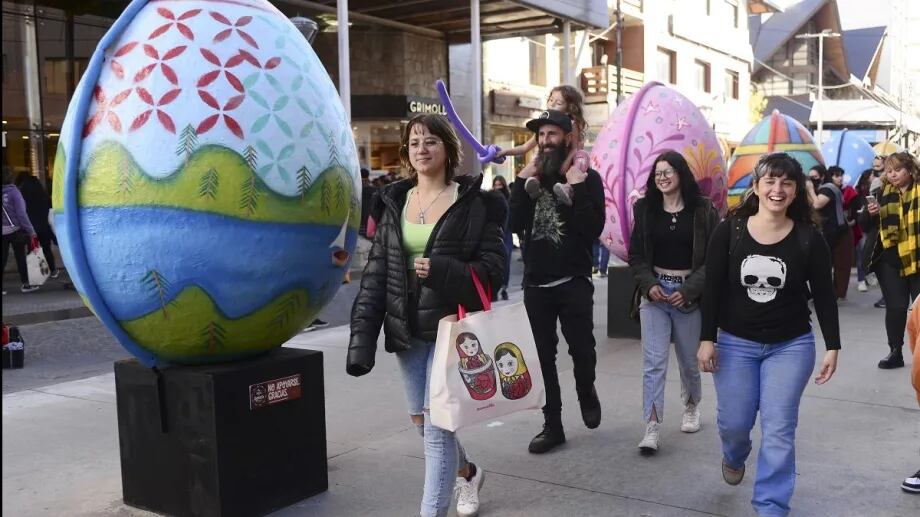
[700, 219, 841, 350]
[651, 207, 693, 270]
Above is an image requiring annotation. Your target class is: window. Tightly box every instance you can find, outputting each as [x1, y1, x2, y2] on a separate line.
[528, 37, 546, 86]
[694, 60, 711, 93]
[656, 47, 676, 84]
[725, 0, 739, 28]
[724, 70, 739, 99]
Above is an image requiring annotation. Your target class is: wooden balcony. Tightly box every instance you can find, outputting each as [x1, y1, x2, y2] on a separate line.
[580, 65, 645, 104]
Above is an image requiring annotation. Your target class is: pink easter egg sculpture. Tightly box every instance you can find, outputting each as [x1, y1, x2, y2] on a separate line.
[590, 82, 727, 260]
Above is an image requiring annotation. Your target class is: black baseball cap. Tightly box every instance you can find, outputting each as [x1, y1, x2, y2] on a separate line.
[526, 109, 572, 134]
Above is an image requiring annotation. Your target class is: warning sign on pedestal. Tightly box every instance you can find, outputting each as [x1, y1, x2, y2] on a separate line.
[249, 374, 302, 410]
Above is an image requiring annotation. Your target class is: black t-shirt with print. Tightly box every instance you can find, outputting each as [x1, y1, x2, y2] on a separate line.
[700, 219, 841, 350]
[509, 171, 606, 286]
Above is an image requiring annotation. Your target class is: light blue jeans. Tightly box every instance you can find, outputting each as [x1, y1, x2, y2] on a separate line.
[396, 339, 469, 517]
[713, 331, 816, 517]
[638, 294, 702, 423]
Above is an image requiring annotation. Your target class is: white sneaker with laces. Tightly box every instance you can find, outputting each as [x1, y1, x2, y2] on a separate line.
[857, 281, 868, 292]
[638, 421, 660, 453]
[681, 403, 701, 433]
[455, 466, 485, 517]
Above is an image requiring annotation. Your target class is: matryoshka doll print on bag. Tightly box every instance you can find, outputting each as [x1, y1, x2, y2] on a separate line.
[455, 332, 497, 400]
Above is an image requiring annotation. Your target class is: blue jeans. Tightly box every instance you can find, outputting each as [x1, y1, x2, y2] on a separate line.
[639, 296, 702, 422]
[396, 339, 470, 517]
[593, 240, 610, 272]
[855, 234, 866, 282]
[713, 331, 815, 517]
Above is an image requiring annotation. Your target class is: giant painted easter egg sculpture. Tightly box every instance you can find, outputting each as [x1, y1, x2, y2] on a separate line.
[821, 129, 876, 185]
[727, 110, 823, 203]
[52, 0, 360, 367]
[591, 82, 727, 261]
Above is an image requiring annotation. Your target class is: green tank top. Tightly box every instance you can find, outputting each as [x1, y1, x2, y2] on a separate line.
[402, 183, 459, 269]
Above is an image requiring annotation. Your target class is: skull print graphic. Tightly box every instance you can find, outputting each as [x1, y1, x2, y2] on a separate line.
[740, 255, 787, 303]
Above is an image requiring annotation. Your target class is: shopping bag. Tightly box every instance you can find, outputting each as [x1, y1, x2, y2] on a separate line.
[26, 240, 51, 286]
[429, 267, 545, 431]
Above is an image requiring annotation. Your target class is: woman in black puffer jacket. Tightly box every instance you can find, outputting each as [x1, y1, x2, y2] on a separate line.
[347, 114, 506, 517]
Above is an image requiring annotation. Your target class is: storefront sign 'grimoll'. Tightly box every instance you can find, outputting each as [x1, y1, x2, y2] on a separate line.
[407, 97, 447, 116]
[249, 374, 302, 410]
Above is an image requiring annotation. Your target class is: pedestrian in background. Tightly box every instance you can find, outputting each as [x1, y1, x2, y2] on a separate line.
[592, 238, 609, 277]
[348, 114, 507, 517]
[15, 173, 58, 279]
[699, 153, 839, 517]
[860, 151, 920, 369]
[2, 167, 40, 293]
[491, 175, 513, 300]
[628, 151, 719, 454]
[902, 297, 920, 494]
[807, 164, 851, 298]
[854, 168, 876, 292]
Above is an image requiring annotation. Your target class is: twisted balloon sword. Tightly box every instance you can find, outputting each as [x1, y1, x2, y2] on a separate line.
[435, 79, 505, 164]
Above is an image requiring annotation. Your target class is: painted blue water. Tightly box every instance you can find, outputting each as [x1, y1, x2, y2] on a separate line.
[56, 206, 356, 321]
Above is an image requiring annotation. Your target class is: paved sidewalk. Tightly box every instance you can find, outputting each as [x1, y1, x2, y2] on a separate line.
[2, 278, 919, 516]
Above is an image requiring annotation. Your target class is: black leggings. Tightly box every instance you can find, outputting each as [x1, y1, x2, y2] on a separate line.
[2, 230, 30, 284]
[874, 260, 920, 349]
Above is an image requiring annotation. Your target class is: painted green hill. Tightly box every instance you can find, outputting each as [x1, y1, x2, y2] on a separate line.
[120, 285, 320, 363]
[53, 141, 360, 228]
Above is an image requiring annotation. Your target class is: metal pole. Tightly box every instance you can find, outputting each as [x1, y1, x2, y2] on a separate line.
[796, 30, 839, 148]
[615, 0, 623, 104]
[817, 34, 824, 148]
[562, 20, 572, 84]
[337, 0, 351, 121]
[471, 0, 482, 168]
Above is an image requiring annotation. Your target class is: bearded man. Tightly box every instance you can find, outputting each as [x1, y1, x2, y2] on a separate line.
[509, 109, 606, 454]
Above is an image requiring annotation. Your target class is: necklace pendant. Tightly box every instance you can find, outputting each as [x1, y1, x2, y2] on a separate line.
[419, 214, 425, 224]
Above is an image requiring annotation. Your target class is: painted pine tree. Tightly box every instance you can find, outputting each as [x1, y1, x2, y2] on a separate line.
[175, 124, 199, 167]
[117, 153, 134, 197]
[240, 145, 260, 215]
[141, 270, 173, 319]
[321, 180, 332, 215]
[271, 292, 303, 330]
[327, 130, 344, 169]
[334, 177, 347, 209]
[296, 166, 312, 200]
[243, 145, 258, 171]
[198, 167, 219, 199]
[200, 321, 227, 352]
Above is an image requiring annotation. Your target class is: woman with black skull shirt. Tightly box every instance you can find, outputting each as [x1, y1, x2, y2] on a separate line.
[697, 153, 840, 517]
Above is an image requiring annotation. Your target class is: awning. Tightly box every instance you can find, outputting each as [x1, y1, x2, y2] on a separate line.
[280, 0, 609, 43]
[809, 99, 920, 133]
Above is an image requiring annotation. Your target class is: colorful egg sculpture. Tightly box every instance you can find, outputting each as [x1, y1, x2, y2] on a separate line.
[821, 129, 876, 185]
[727, 110, 824, 204]
[51, 0, 360, 367]
[590, 82, 727, 260]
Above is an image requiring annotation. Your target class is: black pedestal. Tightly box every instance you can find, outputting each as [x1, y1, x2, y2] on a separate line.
[115, 348, 327, 517]
[607, 265, 641, 339]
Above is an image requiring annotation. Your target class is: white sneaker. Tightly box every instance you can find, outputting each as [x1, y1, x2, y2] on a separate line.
[638, 421, 660, 453]
[455, 465, 485, 517]
[680, 403, 701, 433]
[857, 281, 868, 292]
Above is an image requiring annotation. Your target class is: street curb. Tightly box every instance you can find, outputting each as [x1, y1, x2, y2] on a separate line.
[5, 307, 94, 326]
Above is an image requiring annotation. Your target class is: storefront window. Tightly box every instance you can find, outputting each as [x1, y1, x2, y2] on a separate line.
[1, 1, 118, 185]
[489, 126, 534, 185]
[353, 122, 406, 176]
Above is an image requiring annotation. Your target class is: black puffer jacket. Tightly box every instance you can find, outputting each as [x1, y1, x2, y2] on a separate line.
[347, 174, 507, 376]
